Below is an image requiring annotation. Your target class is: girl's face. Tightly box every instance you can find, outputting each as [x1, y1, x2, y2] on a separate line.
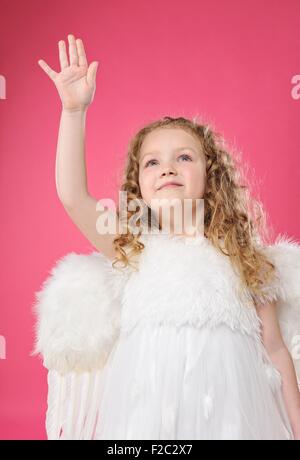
[138, 128, 207, 231]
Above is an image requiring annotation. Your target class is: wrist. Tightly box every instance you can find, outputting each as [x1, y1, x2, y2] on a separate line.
[61, 105, 88, 115]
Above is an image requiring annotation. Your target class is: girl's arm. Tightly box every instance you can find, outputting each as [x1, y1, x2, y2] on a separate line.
[256, 300, 300, 439]
[38, 34, 118, 261]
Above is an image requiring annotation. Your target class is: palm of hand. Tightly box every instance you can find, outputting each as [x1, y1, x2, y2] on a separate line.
[38, 34, 99, 112]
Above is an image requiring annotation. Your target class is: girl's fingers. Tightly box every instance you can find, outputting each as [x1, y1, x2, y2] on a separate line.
[38, 59, 58, 81]
[58, 40, 69, 70]
[87, 61, 99, 87]
[68, 34, 79, 66]
[76, 38, 88, 67]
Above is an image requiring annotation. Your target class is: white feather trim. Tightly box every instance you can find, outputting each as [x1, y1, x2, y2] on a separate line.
[121, 233, 263, 344]
[32, 233, 300, 389]
[31, 251, 128, 374]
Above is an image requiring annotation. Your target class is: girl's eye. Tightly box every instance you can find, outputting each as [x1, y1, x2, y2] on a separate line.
[144, 154, 192, 168]
[179, 154, 192, 161]
[145, 159, 158, 168]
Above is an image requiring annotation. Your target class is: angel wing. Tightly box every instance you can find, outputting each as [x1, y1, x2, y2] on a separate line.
[45, 363, 120, 440]
[31, 251, 129, 439]
[261, 235, 300, 389]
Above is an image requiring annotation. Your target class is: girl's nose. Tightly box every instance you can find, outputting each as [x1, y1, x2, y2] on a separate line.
[160, 163, 177, 176]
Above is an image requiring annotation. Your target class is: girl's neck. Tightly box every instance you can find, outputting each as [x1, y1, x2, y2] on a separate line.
[158, 223, 204, 238]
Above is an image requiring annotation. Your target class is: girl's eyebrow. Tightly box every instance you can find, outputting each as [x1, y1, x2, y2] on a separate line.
[140, 146, 198, 162]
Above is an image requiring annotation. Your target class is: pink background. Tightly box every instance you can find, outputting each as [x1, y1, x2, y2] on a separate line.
[0, 0, 300, 440]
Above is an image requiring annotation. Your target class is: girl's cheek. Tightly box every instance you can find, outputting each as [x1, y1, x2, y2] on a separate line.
[140, 169, 151, 180]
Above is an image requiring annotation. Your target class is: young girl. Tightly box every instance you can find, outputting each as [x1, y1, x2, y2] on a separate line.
[34, 34, 300, 440]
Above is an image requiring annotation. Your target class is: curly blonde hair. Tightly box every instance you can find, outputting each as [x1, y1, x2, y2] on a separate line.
[111, 115, 278, 307]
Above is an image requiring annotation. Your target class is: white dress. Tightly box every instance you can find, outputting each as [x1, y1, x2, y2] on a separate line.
[94, 233, 294, 440]
[33, 231, 300, 440]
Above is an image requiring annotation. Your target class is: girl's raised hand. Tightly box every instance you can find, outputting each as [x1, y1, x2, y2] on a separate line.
[38, 34, 99, 112]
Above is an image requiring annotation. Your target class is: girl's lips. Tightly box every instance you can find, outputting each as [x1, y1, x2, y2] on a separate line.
[159, 184, 183, 190]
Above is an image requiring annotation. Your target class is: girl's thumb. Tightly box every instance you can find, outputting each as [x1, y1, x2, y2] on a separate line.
[87, 61, 99, 86]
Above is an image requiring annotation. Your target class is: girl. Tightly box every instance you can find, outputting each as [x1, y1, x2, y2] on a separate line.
[34, 34, 300, 440]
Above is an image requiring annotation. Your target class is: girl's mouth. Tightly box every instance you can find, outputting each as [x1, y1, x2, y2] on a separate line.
[159, 184, 183, 190]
